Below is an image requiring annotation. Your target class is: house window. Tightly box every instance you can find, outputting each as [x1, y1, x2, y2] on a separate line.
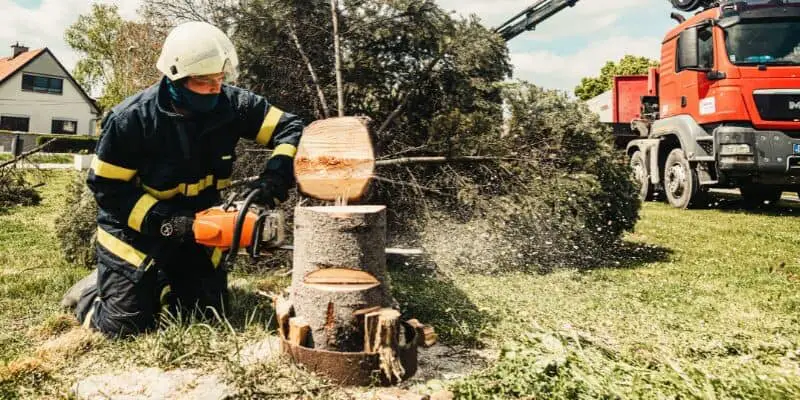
[52, 119, 77, 135]
[21, 73, 63, 95]
[0, 116, 30, 132]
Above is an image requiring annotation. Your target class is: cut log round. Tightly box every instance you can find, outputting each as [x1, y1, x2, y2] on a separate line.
[290, 205, 394, 352]
[291, 206, 389, 287]
[294, 116, 375, 203]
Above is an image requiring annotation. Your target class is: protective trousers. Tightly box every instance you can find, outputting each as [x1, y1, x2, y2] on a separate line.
[75, 240, 228, 337]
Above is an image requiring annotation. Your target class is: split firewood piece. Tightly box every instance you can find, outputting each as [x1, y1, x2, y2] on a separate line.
[353, 306, 382, 319]
[363, 308, 404, 381]
[294, 116, 376, 203]
[274, 296, 293, 340]
[406, 319, 438, 348]
[288, 317, 311, 347]
[364, 310, 382, 353]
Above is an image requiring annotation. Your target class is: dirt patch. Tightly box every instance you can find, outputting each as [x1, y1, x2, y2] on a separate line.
[405, 343, 498, 384]
[238, 335, 281, 366]
[72, 367, 233, 400]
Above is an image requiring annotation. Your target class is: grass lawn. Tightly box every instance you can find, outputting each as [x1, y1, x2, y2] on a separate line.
[1, 171, 799, 399]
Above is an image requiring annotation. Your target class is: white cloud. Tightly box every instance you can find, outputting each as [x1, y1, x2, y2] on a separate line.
[509, 35, 662, 92]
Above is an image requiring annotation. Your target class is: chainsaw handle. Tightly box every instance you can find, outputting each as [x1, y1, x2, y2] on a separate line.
[224, 188, 264, 268]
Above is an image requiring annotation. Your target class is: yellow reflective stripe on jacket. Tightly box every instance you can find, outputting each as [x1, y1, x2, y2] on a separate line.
[256, 107, 284, 145]
[272, 143, 297, 158]
[211, 248, 224, 268]
[142, 175, 216, 200]
[91, 157, 137, 181]
[97, 228, 147, 268]
[216, 178, 232, 190]
[143, 185, 181, 200]
[185, 175, 214, 196]
[128, 193, 158, 232]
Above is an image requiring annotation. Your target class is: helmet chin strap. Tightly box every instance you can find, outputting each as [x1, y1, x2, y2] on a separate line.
[166, 78, 220, 114]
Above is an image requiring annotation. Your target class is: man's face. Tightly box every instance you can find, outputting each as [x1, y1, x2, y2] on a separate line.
[185, 72, 225, 94]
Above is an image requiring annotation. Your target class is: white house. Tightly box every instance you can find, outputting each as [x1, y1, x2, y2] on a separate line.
[0, 43, 100, 136]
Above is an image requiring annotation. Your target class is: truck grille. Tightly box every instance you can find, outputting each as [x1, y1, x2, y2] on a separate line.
[753, 91, 800, 121]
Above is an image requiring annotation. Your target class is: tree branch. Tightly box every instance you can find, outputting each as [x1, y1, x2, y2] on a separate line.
[288, 23, 330, 118]
[375, 156, 512, 166]
[331, 0, 345, 117]
[0, 139, 58, 169]
[375, 53, 445, 137]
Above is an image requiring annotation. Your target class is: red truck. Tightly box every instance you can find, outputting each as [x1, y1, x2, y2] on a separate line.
[588, 0, 800, 208]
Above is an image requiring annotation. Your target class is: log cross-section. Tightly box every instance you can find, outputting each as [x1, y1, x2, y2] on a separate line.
[294, 116, 375, 203]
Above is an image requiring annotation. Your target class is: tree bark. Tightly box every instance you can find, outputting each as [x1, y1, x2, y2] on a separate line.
[330, 0, 345, 117]
[290, 205, 395, 351]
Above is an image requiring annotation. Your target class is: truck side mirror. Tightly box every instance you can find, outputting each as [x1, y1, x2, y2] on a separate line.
[678, 27, 700, 70]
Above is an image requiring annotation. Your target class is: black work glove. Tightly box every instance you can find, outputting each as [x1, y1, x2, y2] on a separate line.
[248, 173, 291, 208]
[248, 154, 294, 208]
[158, 212, 196, 243]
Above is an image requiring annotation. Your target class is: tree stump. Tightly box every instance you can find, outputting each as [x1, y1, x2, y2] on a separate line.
[290, 205, 394, 352]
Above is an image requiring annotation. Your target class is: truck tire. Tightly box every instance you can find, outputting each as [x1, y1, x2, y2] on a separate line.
[630, 151, 654, 201]
[663, 148, 706, 209]
[670, 0, 702, 12]
[740, 185, 782, 208]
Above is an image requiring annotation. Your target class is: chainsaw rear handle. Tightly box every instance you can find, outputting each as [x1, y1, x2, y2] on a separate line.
[224, 187, 265, 268]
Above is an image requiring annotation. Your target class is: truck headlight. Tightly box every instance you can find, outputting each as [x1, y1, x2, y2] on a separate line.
[720, 144, 752, 155]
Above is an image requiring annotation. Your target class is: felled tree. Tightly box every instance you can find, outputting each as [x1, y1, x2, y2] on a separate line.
[420, 83, 642, 273]
[89, 0, 641, 274]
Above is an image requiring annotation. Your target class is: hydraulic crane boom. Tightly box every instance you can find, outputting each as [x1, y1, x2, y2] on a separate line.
[494, 0, 579, 41]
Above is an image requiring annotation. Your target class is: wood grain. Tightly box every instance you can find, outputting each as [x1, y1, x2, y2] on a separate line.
[294, 117, 375, 202]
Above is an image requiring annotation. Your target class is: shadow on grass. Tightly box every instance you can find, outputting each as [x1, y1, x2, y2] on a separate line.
[595, 240, 674, 270]
[705, 191, 800, 217]
[388, 257, 496, 349]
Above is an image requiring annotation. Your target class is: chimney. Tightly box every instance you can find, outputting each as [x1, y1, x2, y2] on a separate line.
[11, 42, 28, 59]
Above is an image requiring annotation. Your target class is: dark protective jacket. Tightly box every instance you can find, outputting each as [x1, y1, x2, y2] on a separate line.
[87, 77, 303, 280]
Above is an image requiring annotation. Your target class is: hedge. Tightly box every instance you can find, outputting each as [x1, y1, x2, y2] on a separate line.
[35, 134, 98, 154]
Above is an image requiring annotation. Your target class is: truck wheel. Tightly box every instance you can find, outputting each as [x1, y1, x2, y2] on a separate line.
[670, 0, 702, 12]
[740, 185, 782, 208]
[630, 151, 653, 201]
[663, 148, 706, 209]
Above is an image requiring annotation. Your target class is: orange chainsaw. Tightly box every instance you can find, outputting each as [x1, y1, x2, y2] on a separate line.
[192, 188, 285, 267]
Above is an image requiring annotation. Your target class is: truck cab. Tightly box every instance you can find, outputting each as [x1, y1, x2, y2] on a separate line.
[626, 0, 800, 208]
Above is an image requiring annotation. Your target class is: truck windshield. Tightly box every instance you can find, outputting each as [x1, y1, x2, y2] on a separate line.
[724, 19, 800, 65]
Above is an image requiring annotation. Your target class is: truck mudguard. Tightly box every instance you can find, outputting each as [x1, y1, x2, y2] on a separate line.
[650, 115, 713, 160]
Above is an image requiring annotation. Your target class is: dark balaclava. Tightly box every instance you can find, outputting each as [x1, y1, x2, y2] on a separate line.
[166, 77, 220, 114]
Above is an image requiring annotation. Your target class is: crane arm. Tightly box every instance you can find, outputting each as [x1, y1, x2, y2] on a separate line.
[494, 0, 579, 41]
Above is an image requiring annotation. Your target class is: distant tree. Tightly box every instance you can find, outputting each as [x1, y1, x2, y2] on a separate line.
[65, 4, 167, 111]
[574, 55, 659, 101]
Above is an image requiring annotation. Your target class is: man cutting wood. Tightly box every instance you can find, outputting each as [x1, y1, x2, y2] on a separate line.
[64, 21, 305, 337]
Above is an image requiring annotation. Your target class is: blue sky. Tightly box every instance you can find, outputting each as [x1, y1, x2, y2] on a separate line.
[0, 0, 684, 95]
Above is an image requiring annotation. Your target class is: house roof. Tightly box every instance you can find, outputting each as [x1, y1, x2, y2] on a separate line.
[0, 48, 45, 82]
[0, 47, 100, 115]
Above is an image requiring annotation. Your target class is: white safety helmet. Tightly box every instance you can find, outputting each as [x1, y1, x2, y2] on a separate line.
[156, 21, 239, 83]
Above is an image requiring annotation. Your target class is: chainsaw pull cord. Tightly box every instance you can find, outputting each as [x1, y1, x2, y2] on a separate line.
[224, 188, 264, 269]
